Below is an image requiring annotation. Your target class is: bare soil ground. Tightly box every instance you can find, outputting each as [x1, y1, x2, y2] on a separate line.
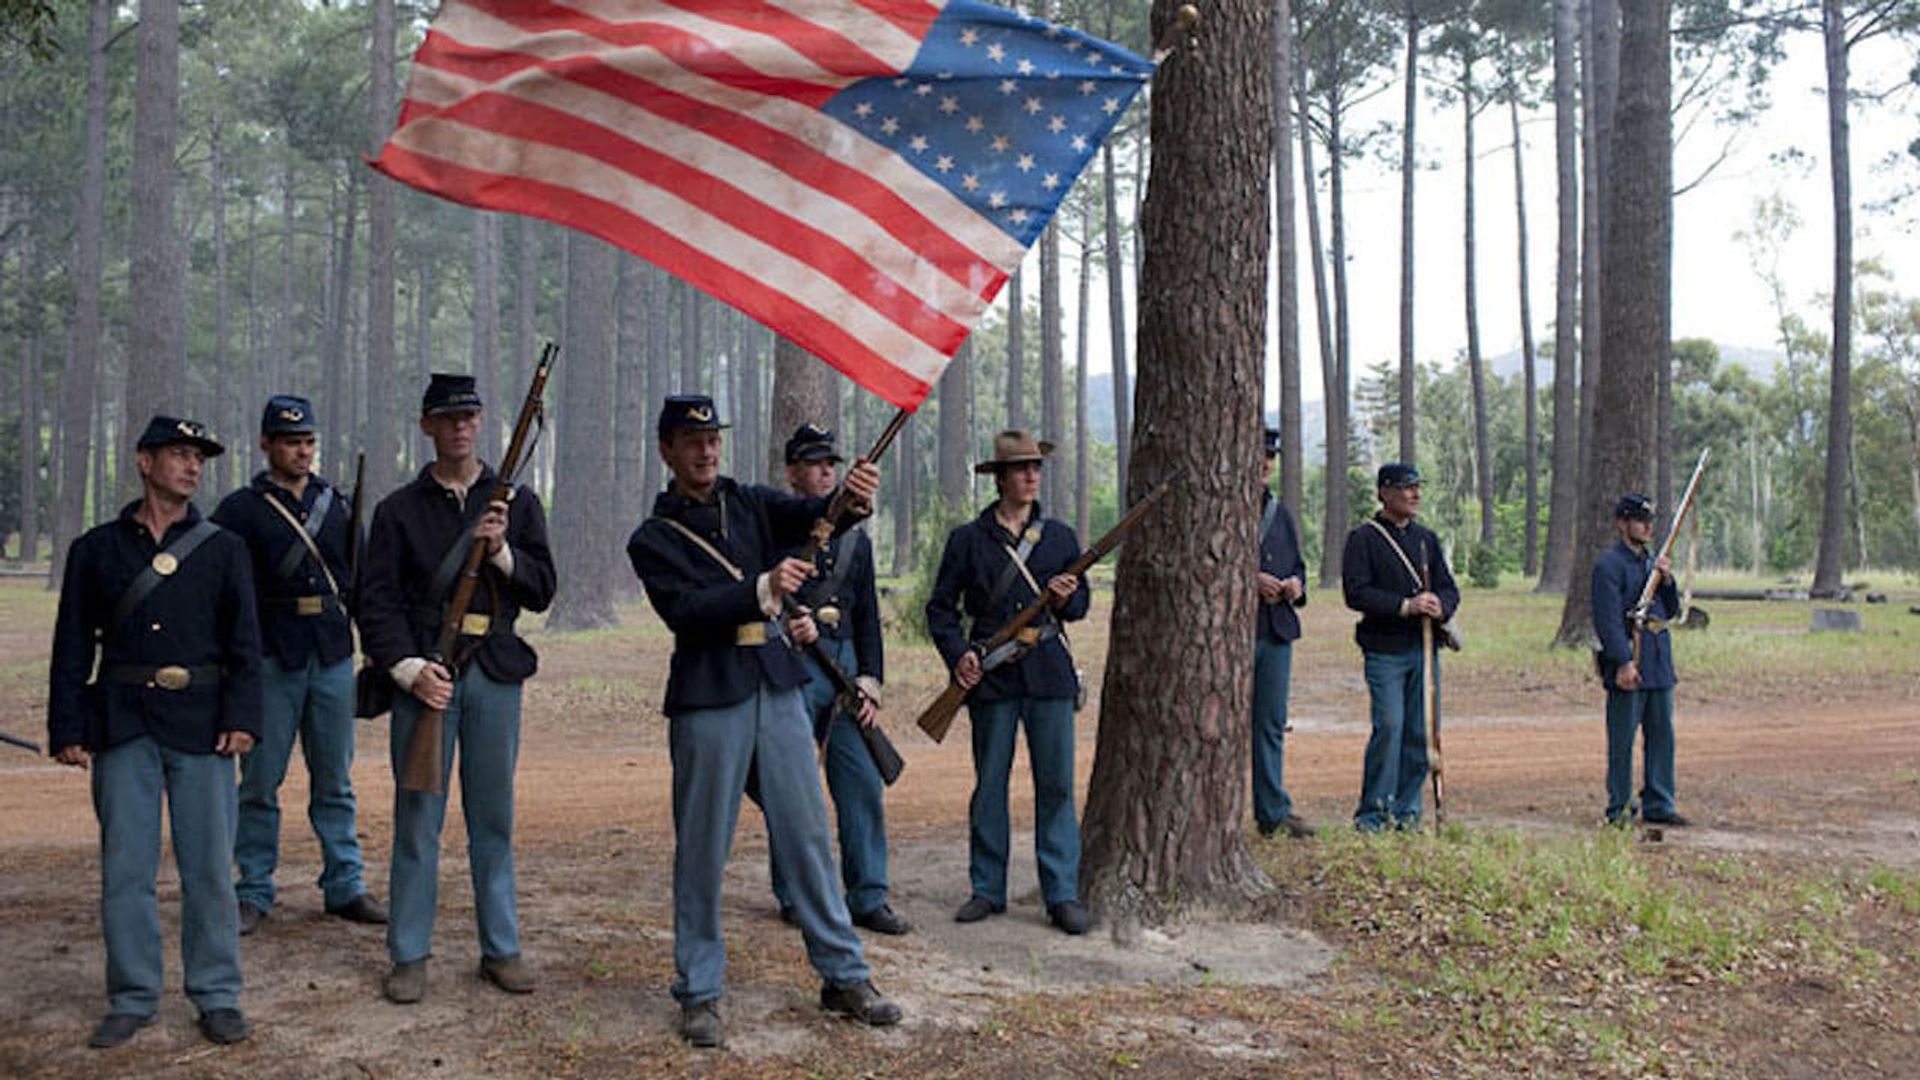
[1, 576, 1917, 1078]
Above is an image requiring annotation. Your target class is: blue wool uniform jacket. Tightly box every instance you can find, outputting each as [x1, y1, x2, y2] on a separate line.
[1341, 513, 1461, 654]
[212, 472, 357, 668]
[1591, 539, 1679, 691]
[628, 478, 855, 717]
[47, 502, 265, 755]
[1258, 492, 1308, 643]
[357, 464, 556, 684]
[791, 526, 884, 682]
[926, 503, 1091, 703]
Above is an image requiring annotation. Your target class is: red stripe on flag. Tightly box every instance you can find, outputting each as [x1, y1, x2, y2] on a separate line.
[372, 143, 936, 410]
[427, 88, 970, 350]
[414, 33, 1001, 298]
[652, 0, 898, 77]
[841, 0, 944, 40]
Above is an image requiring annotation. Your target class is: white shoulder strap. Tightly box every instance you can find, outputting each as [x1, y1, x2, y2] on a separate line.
[1364, 518, 1423, 589]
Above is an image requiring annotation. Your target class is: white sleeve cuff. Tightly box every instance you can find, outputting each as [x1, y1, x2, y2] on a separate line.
[489, 542, 515, 577]
[755, 572, 780, 619]
[855, 675, 884, 706]
[390, 657, 429, 692]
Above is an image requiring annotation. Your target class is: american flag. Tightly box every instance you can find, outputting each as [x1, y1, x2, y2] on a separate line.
[373, 0, 1152, 410]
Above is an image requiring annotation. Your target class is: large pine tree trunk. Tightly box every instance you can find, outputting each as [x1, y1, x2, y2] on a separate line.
[1323, 86, 1353, 586]
[549, 233, 619, 630]
[1463, 64, 1495, 549]
[1075, 221, 1093, 539]
[365, 0, 400, 494]
[122, 0, 184, 492]
[1006, 265, 1026, 430]
[1538, 0, 1581, 593]
[1297, 71, 1337, 557]
[1511, 86, 1541, 578]
[1041, 223, 1065, 512]
[767, 337, 832, 480]
[1397, 5, 1420, 464]
[892, 416, 915, 573]
[512, 217, 537, 408]
[938, 340, 971, 510]
[617, 257, 648, 513]
[52, 0, 112, 582]
[210, 114, 232, 495]
[679, 282, 703, 393]
[1557, 0, 1666, 646]
[17, 213, 40, 564]
[1082, 0, 1273, 935]
[1102, 146, 1132, 494]
[473, 212, 501, 464]
[1811, 0, 1853, 596]
[1272, 0, 1304, 510]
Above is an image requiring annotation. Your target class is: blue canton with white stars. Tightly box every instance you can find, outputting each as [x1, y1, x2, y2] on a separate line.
[820, 0, 1152, 247]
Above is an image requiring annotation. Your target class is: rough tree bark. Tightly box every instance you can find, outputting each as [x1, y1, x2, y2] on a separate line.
[1081, 0, 1273, 935]
[365, 0, 400, 495]
[472, 212, 501, 464]
[1006, 265, 1026, 430]
[1102, 146, 1133, 494]
[1323, 73, 1354, 588]
[1537, 0, 1581, 593]
[938, 340, 971, 510]
[16, 212, 40, 564]
[52, 0, 112, 582]
[617, 255, 648, 515]
[1463, 59, 1495, 549]
[1510, 84, 1541, 578]
[1555, 0, 1666, 646]
[122, 0, 184, 492]
[1397, 1, 1420, 464]
[767, 337, 832, 481]
[549, 232, 619, 631]
[1273, 0, 1304, 511]
[1075, 220, 1093, 539]
[1811, 0, 1853, 596]
[1297, 67, 1338, 563]
[679, 281, 703, 394]
[1567, 0, 1620, 618]
[1040, 222, 1065, 512]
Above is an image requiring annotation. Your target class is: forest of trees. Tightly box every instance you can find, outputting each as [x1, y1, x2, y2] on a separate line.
[1, 0, 1917, 634]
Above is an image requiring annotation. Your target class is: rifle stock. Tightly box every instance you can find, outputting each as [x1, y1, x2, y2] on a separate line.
[1629, 448, 1709, 668]
[398, 342, 559, 796]
[914, 475, 1177, 743]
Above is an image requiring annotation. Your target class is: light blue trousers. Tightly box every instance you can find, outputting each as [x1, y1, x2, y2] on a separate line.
[93, 736, 242, 1017]
[671, 684, 869, 1006]
[387, 667, 521, 965]
[967, 696, 1079, 907]
[1250, 636, 1295, 830]
[1605, 687, 1676, 823]
[235, 654, 366, 910]
[1355, 648, 1434, 831]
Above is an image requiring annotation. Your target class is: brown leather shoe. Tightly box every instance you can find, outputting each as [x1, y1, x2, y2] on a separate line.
[820, 980, 902, 1026]
[326, 893, 389, 925]
[480, 954, 535, 994]
[237, 901, 267, 936]
[384, 960, 427, 1004]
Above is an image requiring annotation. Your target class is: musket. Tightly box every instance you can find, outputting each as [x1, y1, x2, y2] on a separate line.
[1630, 448, 1709, 668]
[0, 731, 43, 755]
[347, 451, 366, 610]
[779, 409, 913, 786]
[916, 474, 1178, 744]
[398, 342, 558, 795]
[1422, 552, 1445, 828]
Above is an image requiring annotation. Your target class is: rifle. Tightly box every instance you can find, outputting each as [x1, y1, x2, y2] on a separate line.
[398, 342, 558, 795]
[1422, 553, 1444, 828]
[347, 451, 366, 610]
[784, 409, 913, 787]
[0, 731, 43, 755]
[1629, 448, 1709, 668]
[916, 474, 1177, 744]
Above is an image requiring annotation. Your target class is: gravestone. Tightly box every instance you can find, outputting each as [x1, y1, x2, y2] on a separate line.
[1810, 608, 1862, 633]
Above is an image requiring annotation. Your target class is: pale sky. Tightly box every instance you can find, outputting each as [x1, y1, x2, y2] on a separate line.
[1009, 31, 1920, 404]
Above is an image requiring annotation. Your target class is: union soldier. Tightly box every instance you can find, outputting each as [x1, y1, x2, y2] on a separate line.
[358, 373, 557, 1003]
[1341, 463, 1460, 832]
[627, 394, 901, 1049]
[754, 424, 908, 935]
[212, 395, 386, 935]
[1252, 427, 1314, 840]
[926, 430, 1092, 935]
[48, 416, 261, 1048]
[1592, 493, 1689, 827]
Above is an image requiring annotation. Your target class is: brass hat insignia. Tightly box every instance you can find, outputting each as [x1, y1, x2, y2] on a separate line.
[175, 420, 203, 438]
[278, 408, 304, 422]
[688, 405, 713, 422]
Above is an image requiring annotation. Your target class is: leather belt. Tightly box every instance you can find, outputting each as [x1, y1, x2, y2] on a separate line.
[736, 621, 773, 647]
[102, 663, 224, 691]
[266, 595, 331, 616]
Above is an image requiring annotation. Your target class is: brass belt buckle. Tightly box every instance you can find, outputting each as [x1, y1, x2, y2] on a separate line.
[736, 622, 767, 647]
[816, 604, 842, 629]
[152, 665, 192, 691]
[1016, 627, 1041, 646]
[460, 613, 492, 637]
[295, 595, 325, 616]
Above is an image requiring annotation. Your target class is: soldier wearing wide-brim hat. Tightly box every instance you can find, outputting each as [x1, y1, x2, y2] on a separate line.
[746, 423, 907, 936]
[48, 415, 262, 1048]
[1592, 493, 1689, 828]
[627, 395, 901, 1048]
[212, 395, 386, 938]
[927, 429, 1093, 935]
[1340, 462, 1460, 832]
[1251, 427, 1315, 841]
[357, 373, 557, 1004]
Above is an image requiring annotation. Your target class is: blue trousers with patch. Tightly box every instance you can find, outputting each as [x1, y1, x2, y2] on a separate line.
[967, 696, 1079, 907]
[1250, 635, 1296, 830]
[235, 654, 366, 911]
[762, 638, 892, 918]
[1355, 648, 1433, 831]
[387, 667, 521, 965]
[1605, 686, 1676, 822]
[93, 736, 243, 1017]
[672, 684, 869, 1006]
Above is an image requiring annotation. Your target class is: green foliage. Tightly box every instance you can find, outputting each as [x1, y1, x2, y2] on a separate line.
[1463, 540, 1501, 589]
[0, 0, 57, 61]
[894, 497, 974, 644]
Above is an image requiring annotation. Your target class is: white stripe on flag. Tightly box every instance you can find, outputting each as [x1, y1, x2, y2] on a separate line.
[754, 0, 932, 68]
[389, 114, 956, 387]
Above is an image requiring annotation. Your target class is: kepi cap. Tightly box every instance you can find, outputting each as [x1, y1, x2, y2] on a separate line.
[1263, 426, 1281, 456]
[1377, 462, 1422, 489]
[137, 415, 225, 459]
[261, 394, 317, 436]
[784, 423, 843, 465]
[657, 394, 730, 439]
[421, 373, 483, 417]
[1614, 492, 1655, 521]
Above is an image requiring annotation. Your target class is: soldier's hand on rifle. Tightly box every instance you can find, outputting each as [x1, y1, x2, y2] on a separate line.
[954, 650, 983, 690]
[1046, 573, 1080, 606]
[768, 557, 815, 599]
[855, 695, 879, 729]
[1257, 572, 1286, 603]
[55, 745, 92, 769]
[475, 499, 510, 556]
[1654, 553, 1672, 583]
[1617, 660, 1641, 691]
[413, 661, 455, 710]
[215, 730, 256, 757]
[1406, 591, 1444, 620]
[1279, 576, 1305, 603]
[845, 460, 881, 511]
[786, 606, 819, 646]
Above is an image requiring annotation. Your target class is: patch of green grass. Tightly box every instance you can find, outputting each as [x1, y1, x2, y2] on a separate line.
[1866, 866, 1920, 916]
